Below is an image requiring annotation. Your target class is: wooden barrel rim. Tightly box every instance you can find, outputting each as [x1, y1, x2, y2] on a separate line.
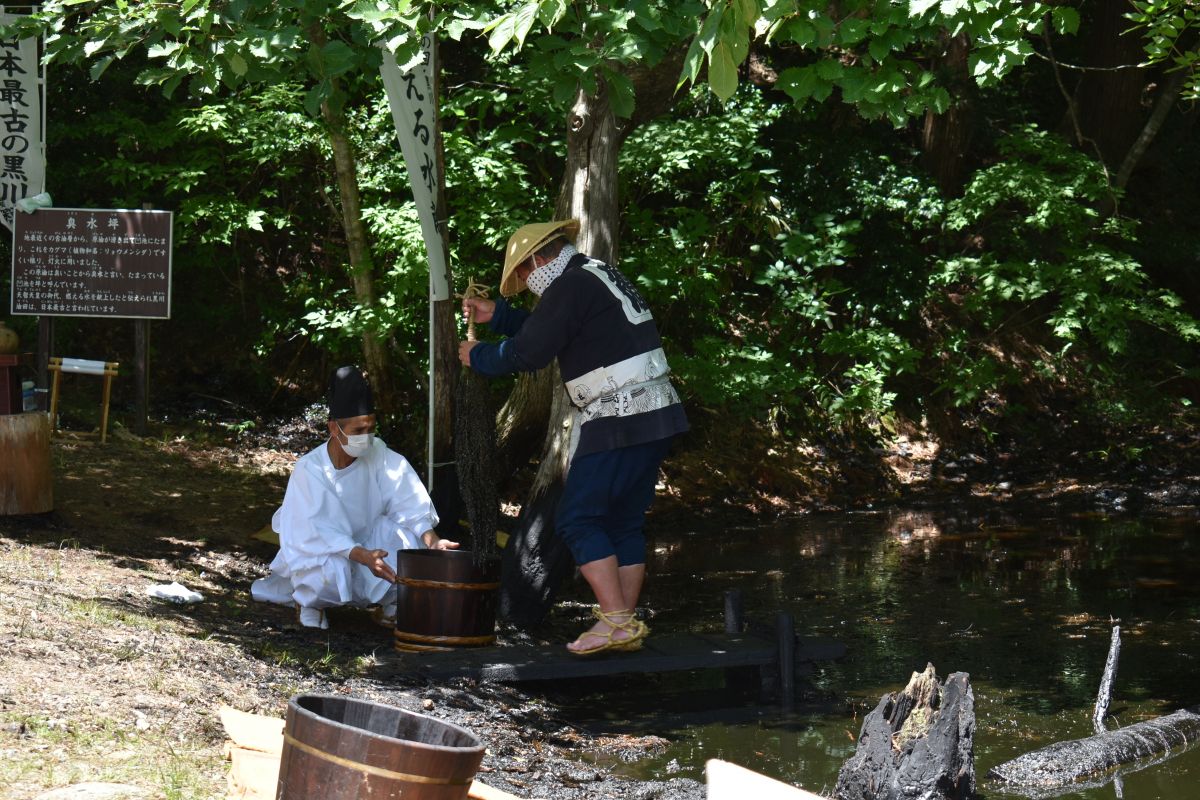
[395, 576, 501, 591]
[394, 629, 497, 646]
[394, 641, 455, 653]
[288, 694, 483, 759]
[281, 732, 471, 786]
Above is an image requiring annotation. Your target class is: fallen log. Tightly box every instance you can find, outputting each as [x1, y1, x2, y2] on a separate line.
[835, 664, 976, 800]
[987, 706, 1200, 794]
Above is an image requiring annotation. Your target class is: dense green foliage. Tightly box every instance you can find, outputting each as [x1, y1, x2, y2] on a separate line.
[1, 0, 1196, 457]
[618, 91, 1198, 437]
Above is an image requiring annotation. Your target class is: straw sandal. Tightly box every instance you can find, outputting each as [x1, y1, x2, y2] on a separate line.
[567, 608, 647, 656]
[612, 616, 650, 652]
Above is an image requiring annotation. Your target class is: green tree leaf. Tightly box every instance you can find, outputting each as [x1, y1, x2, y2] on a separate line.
[1051, 6, 1080, 35]
[709, 40, 738, 101]
[606, 69, 635, 118]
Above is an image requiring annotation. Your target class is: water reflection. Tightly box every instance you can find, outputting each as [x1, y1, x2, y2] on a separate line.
[555, 509, 1200, 799]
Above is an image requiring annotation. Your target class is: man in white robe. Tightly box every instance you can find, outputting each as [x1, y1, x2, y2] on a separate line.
[251, 365, 457, 629]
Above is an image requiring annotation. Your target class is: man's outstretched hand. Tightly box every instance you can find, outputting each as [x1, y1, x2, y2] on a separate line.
[349, 546, 397, 583]
[422, 529, 460, 551]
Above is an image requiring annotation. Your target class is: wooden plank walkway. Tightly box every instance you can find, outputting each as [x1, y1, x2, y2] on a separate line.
[379, 632, 844, 684]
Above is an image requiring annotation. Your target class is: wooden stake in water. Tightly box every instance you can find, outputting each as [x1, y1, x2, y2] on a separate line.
[1093, 625, 1121, 734]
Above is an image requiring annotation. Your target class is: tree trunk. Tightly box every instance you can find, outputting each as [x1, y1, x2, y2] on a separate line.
[429, 31, 465, 538]
[499, 77, 621, 627]
[1071, 0, 1150, 168]
[920, 32, 974, 196]
[1116, 68, 1188, 189]
[494, 367, 554, 478]
[321, 97, 396, 413]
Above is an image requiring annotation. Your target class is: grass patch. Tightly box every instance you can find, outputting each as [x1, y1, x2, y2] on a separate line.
[249, 640, 372, 679]
[0, 712, 224, 798]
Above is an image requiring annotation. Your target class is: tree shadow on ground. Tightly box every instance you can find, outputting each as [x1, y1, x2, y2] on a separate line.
[0, 431, 408, 679]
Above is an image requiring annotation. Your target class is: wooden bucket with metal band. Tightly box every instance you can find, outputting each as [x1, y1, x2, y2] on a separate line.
[394, 549, 500, 652]
[277, 694, 484, 800]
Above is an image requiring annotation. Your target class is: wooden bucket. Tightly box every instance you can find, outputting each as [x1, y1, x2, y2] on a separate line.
[277, 694, 484, 800]
[394, 549, 500, 652]
[0, 411, 52, 515]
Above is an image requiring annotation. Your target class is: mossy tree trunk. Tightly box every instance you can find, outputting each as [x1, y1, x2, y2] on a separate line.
[321, 91, 397, 414]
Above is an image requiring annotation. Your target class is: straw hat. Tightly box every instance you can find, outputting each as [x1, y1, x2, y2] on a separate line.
[499, 219, 580, 297]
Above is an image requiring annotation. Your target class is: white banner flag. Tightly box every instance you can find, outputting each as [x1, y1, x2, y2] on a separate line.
[380, 36, 449, 302]
[0, 13, 44, 232]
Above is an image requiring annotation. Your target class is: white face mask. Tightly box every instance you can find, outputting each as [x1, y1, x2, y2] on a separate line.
[525, 242, 578, 296]
[336, 422, 373, 458]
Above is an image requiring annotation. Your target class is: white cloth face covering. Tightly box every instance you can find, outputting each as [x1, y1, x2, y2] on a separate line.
[525, 242, 578, 296]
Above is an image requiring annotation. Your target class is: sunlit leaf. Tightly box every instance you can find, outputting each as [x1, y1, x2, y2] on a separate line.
[708, 40, 738, 100]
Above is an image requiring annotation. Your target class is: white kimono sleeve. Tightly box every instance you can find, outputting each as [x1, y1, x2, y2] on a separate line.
[378, 450, 440, 547]
[274, 459, 359, 573]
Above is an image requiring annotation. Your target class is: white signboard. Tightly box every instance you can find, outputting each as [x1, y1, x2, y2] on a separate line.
[379, 36, 449, 302]
[0, 12, 44, 232]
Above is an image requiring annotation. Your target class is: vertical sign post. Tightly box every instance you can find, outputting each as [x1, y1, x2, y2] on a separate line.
[380, 37, 451, 490]
[0, 8, 46, 232]
[0, 9, 48, 400]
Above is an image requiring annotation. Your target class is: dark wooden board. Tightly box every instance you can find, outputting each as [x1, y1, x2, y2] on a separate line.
[378, 633, 843, 683]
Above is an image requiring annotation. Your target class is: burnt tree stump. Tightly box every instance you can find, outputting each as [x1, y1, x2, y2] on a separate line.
[836, 664, 976, 800]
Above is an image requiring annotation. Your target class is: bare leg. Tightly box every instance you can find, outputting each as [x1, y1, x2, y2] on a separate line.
[580, 556, 625, 608]
[568, 556, 638, 652]
[618, 563, 645, 610]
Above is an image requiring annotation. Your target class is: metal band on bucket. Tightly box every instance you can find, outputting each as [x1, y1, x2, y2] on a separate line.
[396, 576, 501, 591]
[282, 732, 472, 785]
[394, 640, 454, 652]
[394, 629, 497, 646]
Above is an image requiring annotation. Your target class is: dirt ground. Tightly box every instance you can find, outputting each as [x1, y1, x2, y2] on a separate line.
[1, 410, 1197, 800]
[0, 421, 716, 800]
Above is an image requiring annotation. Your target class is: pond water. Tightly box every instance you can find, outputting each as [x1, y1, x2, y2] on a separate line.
[551, 508, 1200, 799]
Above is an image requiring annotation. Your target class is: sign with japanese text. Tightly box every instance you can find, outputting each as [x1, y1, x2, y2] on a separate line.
[380, 36, 450, 302]
[10, 208, 173, 318]
[0, 12, 45, 232]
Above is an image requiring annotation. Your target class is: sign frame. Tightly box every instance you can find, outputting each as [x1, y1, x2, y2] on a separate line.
[10, 206, 173, 320]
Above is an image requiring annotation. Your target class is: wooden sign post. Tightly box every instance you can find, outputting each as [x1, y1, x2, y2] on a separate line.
[9, 207, 173, 434]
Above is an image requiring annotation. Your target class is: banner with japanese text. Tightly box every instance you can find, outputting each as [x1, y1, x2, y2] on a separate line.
[0, 12, 44, 232]
[379, 35, 449, 302]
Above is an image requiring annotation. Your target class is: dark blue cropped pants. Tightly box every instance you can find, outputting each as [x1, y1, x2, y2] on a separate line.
[556, 437, 672, 567]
